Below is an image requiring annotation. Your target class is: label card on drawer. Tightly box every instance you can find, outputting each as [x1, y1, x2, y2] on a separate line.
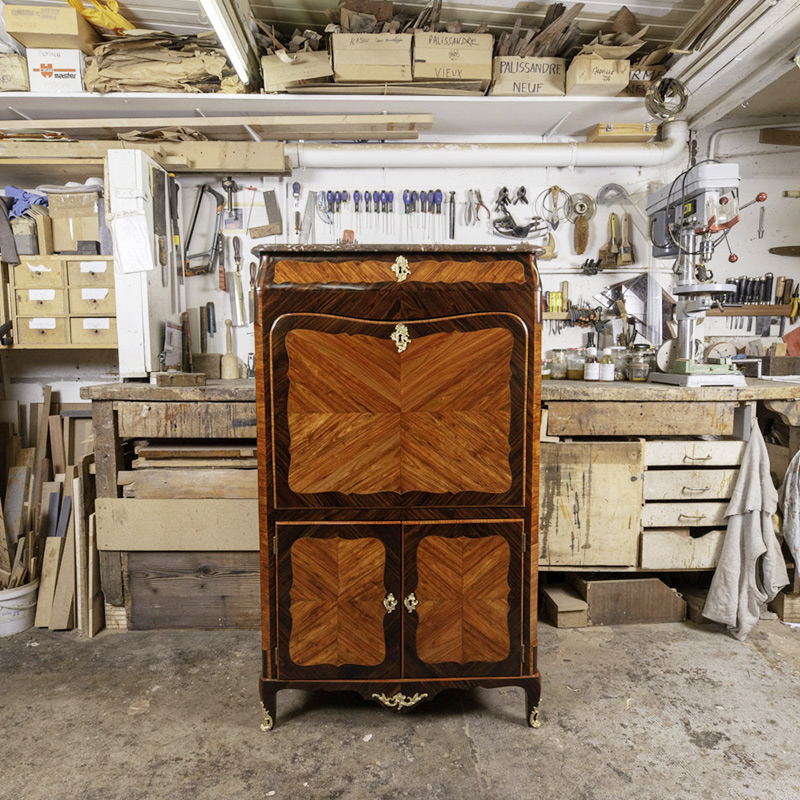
[80, 261, 108, 273]
[81, 288, 109, 300]
[29, 289, 56, 301]
[25, 262, 52, 273]
[29, 318, 56, 329]
[83, 318, 110, 330]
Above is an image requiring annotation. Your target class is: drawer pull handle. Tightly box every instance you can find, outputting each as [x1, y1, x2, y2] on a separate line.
[679, 513, 707, 521]
[683, 454, 712, 463]
[383, 593, 397, 614]
[391, 255, 411, 282]
[390, 323, 410, 353]
[682, 486, 711, 493]
[404, 592, 418, 614]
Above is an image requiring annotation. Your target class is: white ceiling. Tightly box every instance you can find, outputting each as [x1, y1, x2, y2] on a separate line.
[726, 68, 800, 120]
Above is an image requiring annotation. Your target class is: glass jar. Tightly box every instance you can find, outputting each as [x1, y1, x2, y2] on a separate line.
[628, 350, 650, 382]
[542, 358, 552, 379]
[610, 346, 628, 381]
[632, 344, 656, 376]
[566, 348, 586, 381]
[550, 349, 568, 380]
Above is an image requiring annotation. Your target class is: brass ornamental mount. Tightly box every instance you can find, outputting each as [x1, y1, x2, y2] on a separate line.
[383, 593, 398, 614]
[404, 592, 418, 614]
[372, 691, 429, 709]
[391, 323, 411, 353]
[391, 255, 411, 282]
[529, 700, 542, 728]
[260, 701, 274, 731]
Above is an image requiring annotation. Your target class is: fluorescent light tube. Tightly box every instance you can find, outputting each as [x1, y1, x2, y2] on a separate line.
[197, 0, 254, 85]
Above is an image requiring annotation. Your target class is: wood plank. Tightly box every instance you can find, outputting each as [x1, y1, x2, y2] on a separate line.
[74, 456, 95, 635]
[541, 583, 589, 628]
[95, 499, 258, 550]
[134, 442, 257, 459]
[0, 496, 8, 573]
[49, 494, 75, 630]
[15, 447, 36, 470]
[4, 465, 31, 549]
[641, 501, 728, 528]
[48, 415, 66, 475]
[547, 401, 737, 437]
[87, 513, 104, 637]
[640, 529, 725, 570]
[759, 128, 800, 147]
[33, 536, 64, 628]
[118, 469, 257, 499]
[768, 591, 800, 623]
[131, 457, 258, 470]
[116, 402, 257, 439]
[643, 439, 745, 467]
[642, 469, 737, 501]
[126, 551, 260, 630]
[539, 442, 643, 567]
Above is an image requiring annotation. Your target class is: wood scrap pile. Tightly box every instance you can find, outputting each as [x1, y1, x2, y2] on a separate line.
[251, 19, 325, 56]
[495, 3, 584, 59]
[670, 0, 742, 54]
[118, 440, 257, 500]
[578, 6, 648, 60]
[83, 31, 246, 94]
[324, 0, 408, 35]
[0, 391, 101, 636]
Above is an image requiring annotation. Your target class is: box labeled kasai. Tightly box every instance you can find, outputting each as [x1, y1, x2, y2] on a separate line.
[566, 56, 630, 96]
[262, 51, 332, 93]
[3, 4, 99, 54]
[27, 49, 85, 93]
[413, 32, 493, 85]
[332, 33, 412, 83]
[491, 57, 565, 96]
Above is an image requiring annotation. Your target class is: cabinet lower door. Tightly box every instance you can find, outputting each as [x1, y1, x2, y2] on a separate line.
[276, 523, 401, 680]
[403, 521, 523, 678]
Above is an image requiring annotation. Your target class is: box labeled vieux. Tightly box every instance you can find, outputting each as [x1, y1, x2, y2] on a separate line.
[491, 56, 565, 96]
[566, 56, 630, 96]
[262, 51, 332, 93]
[332, 33, 412, 83]
[26, 49, 85, 93]
[413, 31, 493, 85]
[3, 4, 98, 54]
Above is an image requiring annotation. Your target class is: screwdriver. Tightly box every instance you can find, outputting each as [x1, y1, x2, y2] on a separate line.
[427, 190, 435, 239]
[380, 190, 388, 234]
[292, 181, 301, 236]
[373, 191, 380, 232]
[387, 191, 394, 236]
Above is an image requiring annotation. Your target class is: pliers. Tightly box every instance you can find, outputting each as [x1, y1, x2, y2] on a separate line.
[465, 189, 491, 225]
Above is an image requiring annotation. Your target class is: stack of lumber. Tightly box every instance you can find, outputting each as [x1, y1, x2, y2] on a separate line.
[118, 440, 257, 499]
[670, 0, 742, 54]
[495, 3, 584, 59]
[0, 390, 102, 636]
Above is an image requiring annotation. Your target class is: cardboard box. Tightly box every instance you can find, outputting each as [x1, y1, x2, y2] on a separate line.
[490, 56, 565, 96]
[262, 50, 332, 93]
[413, 32, 493, 85]
[332, 33, 412, 83]
[48, 193, 100, 253]
[3, 5, 100, 56]
[27, 49, 85, 93]
[0, 53, 29, 92]
[623, 64, 667, 96]
[566, 56, 630, 96]
[3, 4, 99, 55]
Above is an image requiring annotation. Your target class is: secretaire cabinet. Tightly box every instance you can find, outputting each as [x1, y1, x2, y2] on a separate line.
[255, 245, 542, 730]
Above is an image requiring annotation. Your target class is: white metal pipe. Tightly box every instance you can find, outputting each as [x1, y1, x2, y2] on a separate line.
[287, 120, 689, 170]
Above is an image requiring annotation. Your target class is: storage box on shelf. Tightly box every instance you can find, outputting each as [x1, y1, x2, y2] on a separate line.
[0, 54, 29, 92]
[412, 32, 493, 86]
[331, 33, 413, 83]
[3, 4, 99, 54]
[490, 56, 566, 96]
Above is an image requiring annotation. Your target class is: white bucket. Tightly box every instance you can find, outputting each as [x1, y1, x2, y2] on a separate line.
[0, 579, 39, 637]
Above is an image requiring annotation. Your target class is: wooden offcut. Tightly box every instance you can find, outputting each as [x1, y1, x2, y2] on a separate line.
[768, 591, 800, 623]
[118, 469, 257, 499]
[4, 465, 30, 549]
[541, 583, 589, 628]
[115, 402, 257, 439]
[33, 536, 64, 628]
[586, 123, 658, 143]
[126, 551, 260, 630]
[134, 442, 256, 459]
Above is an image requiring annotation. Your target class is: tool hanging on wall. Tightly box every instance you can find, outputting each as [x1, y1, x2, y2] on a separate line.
[618, 212, 634, 265]
[565, 192, 596, 256]
[248, 189, 282, 239]
[221, 175, 239, 216]
[184, 184, 225, 277]
[535, 186, 569, 231]
[232, 236, 246, 326]
[167, 173, 183, 318]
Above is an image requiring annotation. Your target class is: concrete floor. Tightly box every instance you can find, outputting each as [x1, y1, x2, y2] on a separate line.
[1, 619, 799, 800]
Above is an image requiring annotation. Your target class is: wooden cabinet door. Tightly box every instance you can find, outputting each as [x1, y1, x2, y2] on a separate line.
[276, 523, 401, 680]
[403, 521, 524, 678]
[269, 312, 528, 508]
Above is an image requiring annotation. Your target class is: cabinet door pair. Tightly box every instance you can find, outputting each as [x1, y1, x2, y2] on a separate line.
[276, 521, 525, 681]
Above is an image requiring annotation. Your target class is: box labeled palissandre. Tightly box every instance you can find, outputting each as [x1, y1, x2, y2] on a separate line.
[491, 57, 565, 96]
[413, 32, 493, 85]
[332, 33, 412, 82]
[566, 56, 630, 96]
[26, 49, 85, 93]
[262, 50, 333, 93]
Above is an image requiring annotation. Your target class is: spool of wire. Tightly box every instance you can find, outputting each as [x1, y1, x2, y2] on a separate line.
[645, 78, 689, 120]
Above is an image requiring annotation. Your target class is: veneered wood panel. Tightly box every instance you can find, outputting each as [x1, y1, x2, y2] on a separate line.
[115, 402, 256, 438]
[289, 537, 387, 667]
[546, 401, 736, 437]
[274, 259, 526, 285]
[539, 442, 643, 567]
[415, 535, 510, 664]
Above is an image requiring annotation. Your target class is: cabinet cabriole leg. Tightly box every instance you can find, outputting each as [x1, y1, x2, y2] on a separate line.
[525, 679, 542, 728]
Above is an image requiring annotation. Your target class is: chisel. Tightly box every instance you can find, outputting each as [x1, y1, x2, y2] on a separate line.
[232, 236, 246, 326]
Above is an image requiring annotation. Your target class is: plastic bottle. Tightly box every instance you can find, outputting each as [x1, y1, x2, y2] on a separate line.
[583, 338, 599, 381]
[599, 348, 614, 382]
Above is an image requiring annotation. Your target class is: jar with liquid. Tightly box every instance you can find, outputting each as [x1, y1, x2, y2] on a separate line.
[542, 359, 552, 379]
[550, 349, 568, 380]
[610, 346, 628, 381]
[628, 350, 650, 382]
[566, 348, 586, 380]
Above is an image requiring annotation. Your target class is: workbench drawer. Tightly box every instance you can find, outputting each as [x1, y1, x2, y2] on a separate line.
[14, 287, 65, 316]
[643, 469, 738, 501]
[640, 529, 725, 570]
[16, 317, 67, 345]
[644, 440, 745, 467]
[12, 258, 64, 288]
[69, 317, 117, 346]
[66, 260, 113, 287]
[641, 501, 728, 528]
[69, 287, 116, 315]
[115, 402, 257, 439]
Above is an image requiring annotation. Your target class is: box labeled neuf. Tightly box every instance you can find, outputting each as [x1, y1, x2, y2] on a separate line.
[262, 51, 332, 93]
[332, 33, 412, 83]
[3, 4, 99, 55]
[566, 56, 630, 96]
[27, 49, 85, 93]
[0, 53, 29, 92]
[491, 57, 565, 96]
[413, 32, 493, 84]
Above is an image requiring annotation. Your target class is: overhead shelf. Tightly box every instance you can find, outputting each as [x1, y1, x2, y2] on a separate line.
[0, 92, 654, 138]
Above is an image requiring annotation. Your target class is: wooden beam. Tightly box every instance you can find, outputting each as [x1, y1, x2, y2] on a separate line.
[760, 128, 800, 147]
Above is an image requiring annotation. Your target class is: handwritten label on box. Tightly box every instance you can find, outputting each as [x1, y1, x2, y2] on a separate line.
[80, 261, 108, 273]
[29, 289, 56, 302]
[81, 288, 109, 301]
[83, 318, 110, 330]
[29, 318, 56, 329]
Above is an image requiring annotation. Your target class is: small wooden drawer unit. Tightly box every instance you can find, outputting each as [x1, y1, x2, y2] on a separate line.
[255, 245, 542, 730]
[7, 256, 116, 349]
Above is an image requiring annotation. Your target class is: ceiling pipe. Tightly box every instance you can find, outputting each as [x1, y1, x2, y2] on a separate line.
[287, 120, 688, 170]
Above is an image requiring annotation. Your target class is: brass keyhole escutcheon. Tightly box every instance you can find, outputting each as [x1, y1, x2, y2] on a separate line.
[404, 593, 418, 614]
[391, 323, 410, 353]
[391, 255, 410, 282]
[383, 593, 397, 614]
